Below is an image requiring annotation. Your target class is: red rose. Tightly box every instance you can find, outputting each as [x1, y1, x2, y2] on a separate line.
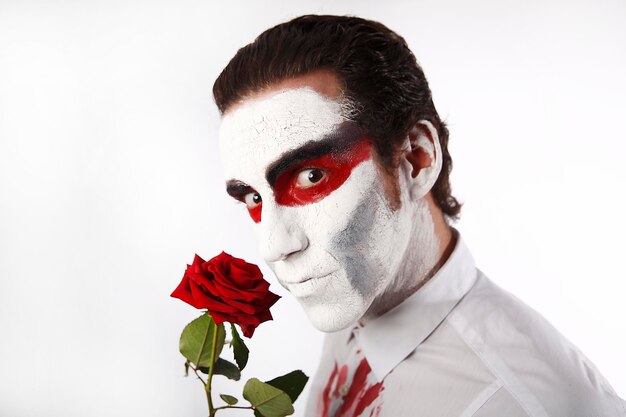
[171, 251, 280, 338]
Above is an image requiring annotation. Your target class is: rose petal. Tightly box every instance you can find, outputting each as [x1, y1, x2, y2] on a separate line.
[209, 310, 231, 326]
[189, 280, 239, 314]
[229, 265, 264, 290]
[205, 261, 243, 291]
[231, 313, 262, 326]
[240, 324, 256, 338]
[207, 256, 268, 295]
[211, 282, 259, 302]
[222, 297, 265, 315]
[192, 253, 207, 266]
[170, 275, 204, 309]
[260, 291, 281, 309]
[186, 262, 215, 289]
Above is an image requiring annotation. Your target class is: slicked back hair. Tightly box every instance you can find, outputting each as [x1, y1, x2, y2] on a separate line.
[213, 14, 462, 219]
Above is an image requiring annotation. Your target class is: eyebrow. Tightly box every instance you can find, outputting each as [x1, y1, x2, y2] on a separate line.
[225, 180, 253, 200]
[265, 121, 366, 187]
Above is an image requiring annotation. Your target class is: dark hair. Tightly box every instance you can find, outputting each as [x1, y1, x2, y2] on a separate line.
[213, 14, 461, 219]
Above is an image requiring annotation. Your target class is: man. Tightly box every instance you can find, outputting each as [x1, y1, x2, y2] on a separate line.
[213, 15, 625, 417]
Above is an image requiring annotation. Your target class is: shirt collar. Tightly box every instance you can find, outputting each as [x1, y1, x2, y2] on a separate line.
[348, 230, 478, 381]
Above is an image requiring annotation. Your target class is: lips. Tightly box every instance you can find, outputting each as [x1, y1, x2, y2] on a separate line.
[276, 266, 337, 285]
[283, 271, 336, 298]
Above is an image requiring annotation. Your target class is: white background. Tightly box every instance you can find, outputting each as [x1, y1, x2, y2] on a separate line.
[1, 1, 625, 416]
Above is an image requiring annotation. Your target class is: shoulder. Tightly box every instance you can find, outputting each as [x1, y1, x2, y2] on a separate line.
[447, 270, 626, 417]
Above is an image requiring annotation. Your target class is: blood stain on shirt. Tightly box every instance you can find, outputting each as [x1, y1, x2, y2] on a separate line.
[318, 358, 384, 417]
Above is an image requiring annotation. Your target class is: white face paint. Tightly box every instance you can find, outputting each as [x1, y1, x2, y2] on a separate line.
[218, 88, 440, 332]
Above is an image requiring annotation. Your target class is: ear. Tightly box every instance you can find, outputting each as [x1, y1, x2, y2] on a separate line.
[400, 120, 443, 200]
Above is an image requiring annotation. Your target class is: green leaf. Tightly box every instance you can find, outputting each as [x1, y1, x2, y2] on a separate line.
[265, 370, 309, 403]
[243, 378, 294, 417]
[220, 394, 239, 405]
[230, 323, 249, 371]
[200, 358, 241, 381]
[179, 313, 226, 368]
[215, 358, 241, 381]
[254, 410, 264, 417]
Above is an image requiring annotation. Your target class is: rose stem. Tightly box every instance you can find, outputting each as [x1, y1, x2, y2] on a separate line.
[205, 324, 220, 416]
[192, 367, 207, 385]
[214, 405, 254, 412]
[192, 317, 213, 413]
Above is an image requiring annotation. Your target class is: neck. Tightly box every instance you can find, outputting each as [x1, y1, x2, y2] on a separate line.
[359, 195, 455, 325]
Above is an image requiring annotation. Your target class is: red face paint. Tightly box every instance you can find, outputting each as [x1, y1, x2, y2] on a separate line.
[245, 137, 372, 223]
[247, 203, 262, 223]
[273, 138, 372, 207]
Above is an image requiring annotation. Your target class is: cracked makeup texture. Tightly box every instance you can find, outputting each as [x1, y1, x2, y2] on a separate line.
[218, 88, 440, 332]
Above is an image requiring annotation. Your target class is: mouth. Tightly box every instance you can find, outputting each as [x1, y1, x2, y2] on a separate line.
[285, 271, 335, 298]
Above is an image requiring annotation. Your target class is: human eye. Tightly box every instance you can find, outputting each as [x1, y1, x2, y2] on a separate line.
[225, 180, 263, 223]
[243, 191, 262, 209]
[294, 168, 327, 189]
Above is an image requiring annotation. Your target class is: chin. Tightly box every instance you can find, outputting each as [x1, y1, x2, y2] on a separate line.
[299, 299, 366, 333]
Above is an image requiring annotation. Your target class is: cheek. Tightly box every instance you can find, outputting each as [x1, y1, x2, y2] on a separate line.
[308, 161, 389, 250]
[322, 165, 409, 291]
[329, 192, 388, 271]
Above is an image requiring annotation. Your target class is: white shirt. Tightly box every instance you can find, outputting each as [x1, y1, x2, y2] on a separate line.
[305, 233, 626, 417]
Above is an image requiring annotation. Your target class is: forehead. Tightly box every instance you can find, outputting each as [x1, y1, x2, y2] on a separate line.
[218, 88, 350, 181]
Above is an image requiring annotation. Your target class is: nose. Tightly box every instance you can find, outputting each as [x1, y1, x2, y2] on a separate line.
[258, 202, 308, 262]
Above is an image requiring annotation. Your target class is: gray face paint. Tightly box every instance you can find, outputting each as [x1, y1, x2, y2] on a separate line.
[329, 193, 382, 297]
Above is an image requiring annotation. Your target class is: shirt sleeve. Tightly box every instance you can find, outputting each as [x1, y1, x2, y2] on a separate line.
[469, 385, 626, 417]
[469, 386, 529, 417]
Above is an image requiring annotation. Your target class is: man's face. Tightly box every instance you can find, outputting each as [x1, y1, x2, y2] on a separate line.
[218, 86, 429, 332]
